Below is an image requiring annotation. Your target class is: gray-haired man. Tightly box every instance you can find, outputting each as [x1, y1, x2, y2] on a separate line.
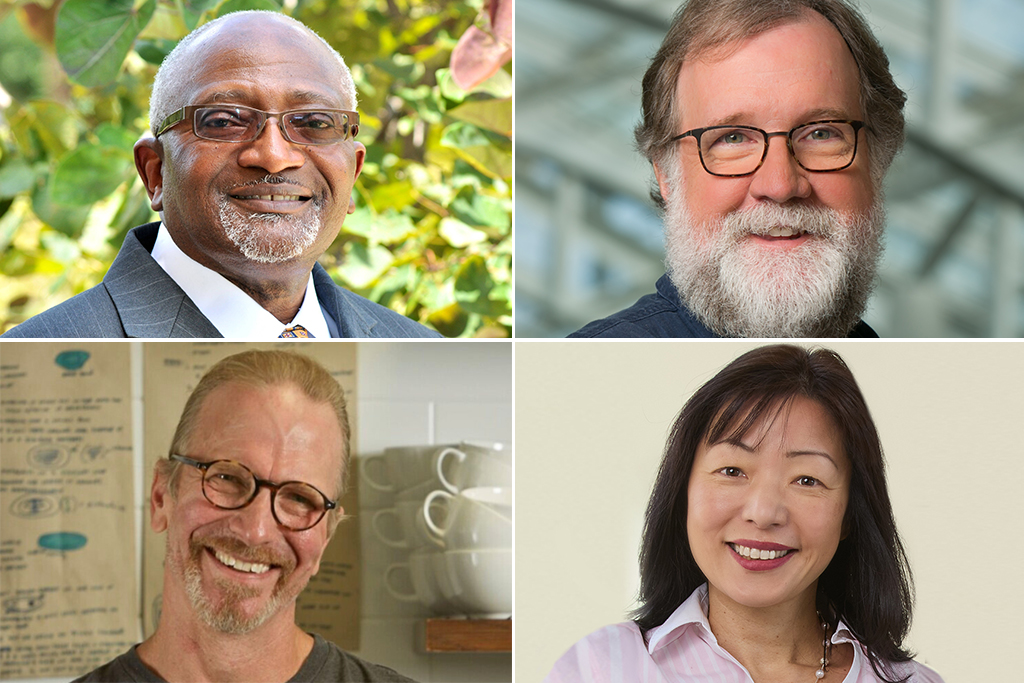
[4, 12, 440, 339]
[570, 0, 906, 338]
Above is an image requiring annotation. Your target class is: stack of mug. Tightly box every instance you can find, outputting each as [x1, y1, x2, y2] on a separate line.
[363, 442, 512, 618]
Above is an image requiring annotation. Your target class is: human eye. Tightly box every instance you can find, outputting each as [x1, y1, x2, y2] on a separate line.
[279, 485, 321, 512]
[717, 466, 745, 478]
[198, 108, 249, 129]
[289, 111, 336, 130]
[709, 128, 756, 146]
[797, 123, 847, 144]
[795, 475, 821, 487]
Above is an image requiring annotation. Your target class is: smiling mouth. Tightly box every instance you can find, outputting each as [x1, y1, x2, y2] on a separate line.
[763, 226, 804, 238]
[211, 548, 273, 575]
[231, 193, 309, 201]
[729, 543, 795, 560]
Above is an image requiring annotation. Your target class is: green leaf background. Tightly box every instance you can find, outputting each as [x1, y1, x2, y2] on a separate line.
[0, 0, 511, 337]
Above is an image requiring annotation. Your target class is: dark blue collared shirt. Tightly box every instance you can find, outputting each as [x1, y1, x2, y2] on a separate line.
[568, 274, 878, 338]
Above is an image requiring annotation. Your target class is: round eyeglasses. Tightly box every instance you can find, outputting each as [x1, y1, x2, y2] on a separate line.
[170, 454, 337, 531]
[671, 120, 867, 177]
[155, 105, 360, 145]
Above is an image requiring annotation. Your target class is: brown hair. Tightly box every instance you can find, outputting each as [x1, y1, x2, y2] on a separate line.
[155, 349, 350, 530]
[636, 0, 907, 208]
[633, 344, 914, 682]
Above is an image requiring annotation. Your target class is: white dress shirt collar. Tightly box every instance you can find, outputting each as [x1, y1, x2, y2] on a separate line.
[150, 223, 330, 339]
[646, 583, 858, 656]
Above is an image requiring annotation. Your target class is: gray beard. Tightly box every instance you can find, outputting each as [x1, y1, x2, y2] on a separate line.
[663, 195, 885, 338]
[169, 534, 303, 635]
[218, 192, 324, 264]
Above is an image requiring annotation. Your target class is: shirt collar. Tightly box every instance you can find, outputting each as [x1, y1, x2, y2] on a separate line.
[150, 223, 330, 339]
[646, 583, 713, 654]
[646, 583, 859, 655]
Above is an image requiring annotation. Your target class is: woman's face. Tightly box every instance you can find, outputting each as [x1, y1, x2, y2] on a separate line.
[686, 396, 850, 611]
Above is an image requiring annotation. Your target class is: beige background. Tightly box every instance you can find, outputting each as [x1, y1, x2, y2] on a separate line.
[515, 341, 1024, 683]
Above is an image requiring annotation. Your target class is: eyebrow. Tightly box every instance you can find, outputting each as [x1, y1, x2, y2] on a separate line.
[200, 89, 343, 109]
[706, 107, 856, 128]
[714, 439, 840, 470]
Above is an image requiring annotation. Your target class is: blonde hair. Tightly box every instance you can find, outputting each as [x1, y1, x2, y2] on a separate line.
[155, 349, 349, 530]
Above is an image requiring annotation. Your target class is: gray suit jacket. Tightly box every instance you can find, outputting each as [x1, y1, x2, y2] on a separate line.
[2, 223, 441, 338]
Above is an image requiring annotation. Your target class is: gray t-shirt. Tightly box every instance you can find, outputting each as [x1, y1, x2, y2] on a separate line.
[71, 633, 418, 682]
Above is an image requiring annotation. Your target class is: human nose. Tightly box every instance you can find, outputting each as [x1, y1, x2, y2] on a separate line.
[746, 134, 812, 203]
[743, 477, 788, 528]
[227, 487, 278, 542]
[236, 115, 306, 174]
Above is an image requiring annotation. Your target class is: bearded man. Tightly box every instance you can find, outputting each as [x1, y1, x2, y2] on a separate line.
[569, 0, 906, 338]
[3, 11, 439, 339]
[74, 350, 416, 682]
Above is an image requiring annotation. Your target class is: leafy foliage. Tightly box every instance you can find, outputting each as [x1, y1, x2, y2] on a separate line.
[0, 0, 511, 337]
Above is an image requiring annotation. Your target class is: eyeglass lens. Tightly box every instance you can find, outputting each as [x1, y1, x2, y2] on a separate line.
[193, 106, 353, 144]
[699, 122, 857, 175]
[202, 460, 327, 530]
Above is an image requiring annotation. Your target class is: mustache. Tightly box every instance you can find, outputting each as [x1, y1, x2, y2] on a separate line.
[228, 174, 320, 200]
[190, 533, 296, 572]
[723, 203, 841, 240]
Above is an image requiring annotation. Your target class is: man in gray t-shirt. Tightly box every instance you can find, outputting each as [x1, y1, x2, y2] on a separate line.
[75, 634, 414, 682]
[74, 349, 416, 682]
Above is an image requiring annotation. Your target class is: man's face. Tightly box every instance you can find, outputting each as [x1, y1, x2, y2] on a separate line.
[152, 381, 343, 634]
[141, 16, 365, 281]
[657, 12, 883, 337]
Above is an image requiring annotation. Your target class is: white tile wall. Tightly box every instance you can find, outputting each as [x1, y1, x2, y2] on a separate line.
[351, 342, 512, 683]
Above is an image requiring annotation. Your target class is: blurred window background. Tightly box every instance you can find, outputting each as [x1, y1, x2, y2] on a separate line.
[515, 0, 1024, 337]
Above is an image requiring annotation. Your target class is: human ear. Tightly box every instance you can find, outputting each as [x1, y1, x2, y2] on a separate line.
[653, 161, 673, 203]
[134, 134, 165, 211]
[347, 143, 366, 214]
[150, 466, 171, 533]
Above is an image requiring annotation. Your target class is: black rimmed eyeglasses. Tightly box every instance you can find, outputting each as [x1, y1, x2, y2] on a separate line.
[170, 454, 337, 531]
[155, 105, 360, 145]
[670, 120, 867, 177]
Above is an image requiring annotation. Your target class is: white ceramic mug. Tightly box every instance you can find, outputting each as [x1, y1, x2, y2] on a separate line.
[435, 443, 513, 494]
[383, 550, 458, 615]
[371, 499, 444, 550]
[361, 445, 455, 493]
[422, 487, 513, 550]
[441, 547, 512, 617]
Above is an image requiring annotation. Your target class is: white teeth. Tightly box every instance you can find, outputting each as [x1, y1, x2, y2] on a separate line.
[238, 194, 302, 201]
[767, 226, 797, 237]
[730, 543, 791, 561]
[214, 549, 271, 574]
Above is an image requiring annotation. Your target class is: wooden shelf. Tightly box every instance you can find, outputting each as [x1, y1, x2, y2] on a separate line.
[422, 618, 512, 652]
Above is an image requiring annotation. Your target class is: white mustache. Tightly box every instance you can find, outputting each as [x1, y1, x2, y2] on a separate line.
[722, 203, 841, 240]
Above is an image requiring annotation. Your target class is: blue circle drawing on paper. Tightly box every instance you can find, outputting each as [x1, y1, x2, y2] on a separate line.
[10, 493, 58, 518]
[55, 350, 90, 370]
[38, 532, 87, 552]
[27, 445, 69, 471]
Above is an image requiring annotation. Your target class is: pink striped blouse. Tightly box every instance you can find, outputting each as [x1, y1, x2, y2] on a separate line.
[545, 585, 944, 683]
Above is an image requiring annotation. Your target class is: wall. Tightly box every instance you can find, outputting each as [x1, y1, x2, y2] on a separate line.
[514, 341, 1024, 683]
[355, 341, 513, 683]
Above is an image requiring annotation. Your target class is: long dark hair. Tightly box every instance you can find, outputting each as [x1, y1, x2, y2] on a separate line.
[632, 345, 914, 682]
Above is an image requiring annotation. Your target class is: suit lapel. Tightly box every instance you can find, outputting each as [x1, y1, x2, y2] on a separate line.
[103, 223, 222, 338]
[312, 263, 376, 338]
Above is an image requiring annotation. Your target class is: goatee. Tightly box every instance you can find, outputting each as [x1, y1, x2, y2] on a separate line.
[218, 175, 324, 264]
[167, 532, 304, 635]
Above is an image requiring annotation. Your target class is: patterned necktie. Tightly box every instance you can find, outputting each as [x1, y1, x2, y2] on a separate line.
[279, 324, 313, 338]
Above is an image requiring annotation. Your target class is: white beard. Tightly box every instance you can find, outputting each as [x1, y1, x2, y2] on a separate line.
[218, 192, 324, 264]
[662, 191, 885, 338]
